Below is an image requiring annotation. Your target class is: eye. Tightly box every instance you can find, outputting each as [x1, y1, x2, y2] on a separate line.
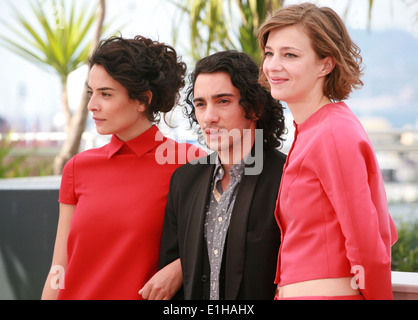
[87, 90, 93, 97]
[194, 101, 205, 108]
[285, 53, 297, 58]
[101, 92, 111, 97]
[264, 51, 273, 57]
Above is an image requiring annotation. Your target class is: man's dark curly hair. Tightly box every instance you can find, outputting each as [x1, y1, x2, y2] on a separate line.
[185, 50, 286, 149]
[89, 35, 187, 123]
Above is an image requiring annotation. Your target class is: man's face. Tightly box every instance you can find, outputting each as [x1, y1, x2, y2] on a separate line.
[193, 72, 257, 153]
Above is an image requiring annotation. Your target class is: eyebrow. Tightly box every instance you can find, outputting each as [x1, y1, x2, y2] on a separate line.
[265, 45, 302, 52]
[86, 84, 116, 91]
[193, 93, 235, 103]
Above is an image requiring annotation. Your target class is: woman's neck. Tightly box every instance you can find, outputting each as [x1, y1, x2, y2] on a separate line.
[115, 121, 153, 142]
[288, 95, 332, 125]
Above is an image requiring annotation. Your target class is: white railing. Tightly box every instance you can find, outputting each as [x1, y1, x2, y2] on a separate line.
[3, 128, 418, 152]
[392, 271, 418, 300]
[0, 131, 110, 151]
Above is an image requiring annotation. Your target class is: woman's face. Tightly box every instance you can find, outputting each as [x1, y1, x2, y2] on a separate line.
[262, 24, 331, 105]
[87, 64, 150, 141]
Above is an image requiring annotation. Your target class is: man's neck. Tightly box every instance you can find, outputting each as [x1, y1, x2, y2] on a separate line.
[218, 127, 255, 168]
[218, 139, 255, 191]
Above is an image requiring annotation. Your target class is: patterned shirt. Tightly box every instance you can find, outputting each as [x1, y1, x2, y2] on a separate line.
[204, 156, 245, 300]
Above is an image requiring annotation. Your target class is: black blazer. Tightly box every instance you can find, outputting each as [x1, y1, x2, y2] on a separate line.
[159, 147, 286, 300]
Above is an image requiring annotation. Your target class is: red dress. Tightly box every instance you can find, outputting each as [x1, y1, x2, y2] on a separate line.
[57, 125, 203, 299]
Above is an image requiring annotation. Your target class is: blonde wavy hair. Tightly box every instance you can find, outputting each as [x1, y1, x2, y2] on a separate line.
[257, 2, 364, 101]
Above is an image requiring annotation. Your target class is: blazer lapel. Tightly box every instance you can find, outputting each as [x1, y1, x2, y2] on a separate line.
[224, 172, 260, 299]
[182, 155, 216, 299]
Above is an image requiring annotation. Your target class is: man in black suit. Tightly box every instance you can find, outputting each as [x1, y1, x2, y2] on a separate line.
[140, 51, 287, 300]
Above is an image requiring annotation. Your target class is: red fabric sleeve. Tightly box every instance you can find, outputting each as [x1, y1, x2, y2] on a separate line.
[312, 120, 397, 299]
[58, 156, 78, 205]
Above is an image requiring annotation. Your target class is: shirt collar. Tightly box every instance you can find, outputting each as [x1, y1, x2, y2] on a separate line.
[212, 154, 246, 181]
[212, 156, 223, 180]
[107, 125, 161, 159]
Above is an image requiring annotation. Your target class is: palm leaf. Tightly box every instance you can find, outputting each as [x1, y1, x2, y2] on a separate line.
[172, 0, 283, 63]
[0, 0, 101, 79]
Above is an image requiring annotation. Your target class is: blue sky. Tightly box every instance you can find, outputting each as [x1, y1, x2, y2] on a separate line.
[0, 0, 417, 134]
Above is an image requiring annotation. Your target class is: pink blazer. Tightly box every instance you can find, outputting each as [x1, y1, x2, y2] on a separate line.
[275, 102, 397, 300]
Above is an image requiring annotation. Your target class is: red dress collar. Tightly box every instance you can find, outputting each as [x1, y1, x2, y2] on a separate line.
[107, 125, 164, 159]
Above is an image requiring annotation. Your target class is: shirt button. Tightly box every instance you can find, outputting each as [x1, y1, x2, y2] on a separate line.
[218, 217, 223, 222]
[214, 249, 219, 256]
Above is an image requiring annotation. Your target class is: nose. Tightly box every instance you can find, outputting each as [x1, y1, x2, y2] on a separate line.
[264, 54, 283, 74]
[202, 103, 219, 125]
[87, 93, 98, 112]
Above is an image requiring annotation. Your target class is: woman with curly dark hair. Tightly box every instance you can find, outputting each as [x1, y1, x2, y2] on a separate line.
[42, 36, 202, 300]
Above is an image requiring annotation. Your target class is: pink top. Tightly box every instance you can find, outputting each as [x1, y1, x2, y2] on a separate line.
[275, 102, 397, 300]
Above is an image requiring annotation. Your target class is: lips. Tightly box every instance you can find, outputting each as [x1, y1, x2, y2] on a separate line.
[269, 76, 288, 85]
[93, 117, 106, 125]
[204, 127, 223, 139]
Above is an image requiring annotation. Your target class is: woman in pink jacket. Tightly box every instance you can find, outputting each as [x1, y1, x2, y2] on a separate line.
[258, 2, 397, 300]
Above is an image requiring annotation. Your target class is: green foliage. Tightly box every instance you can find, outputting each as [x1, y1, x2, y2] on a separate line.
[172, 0, 283, 64]
[0, 0, 108, 134]
[392, 220, 418, 272]
[0, 0, 97, 80]
[0, 132, 28, 178]
[236, 0, 282, 63]
[172, 0, 233, 62]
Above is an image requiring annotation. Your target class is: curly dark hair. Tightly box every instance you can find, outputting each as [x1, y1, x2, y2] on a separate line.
[89, 35, 187, 122]
[185, 50, 286, 149]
